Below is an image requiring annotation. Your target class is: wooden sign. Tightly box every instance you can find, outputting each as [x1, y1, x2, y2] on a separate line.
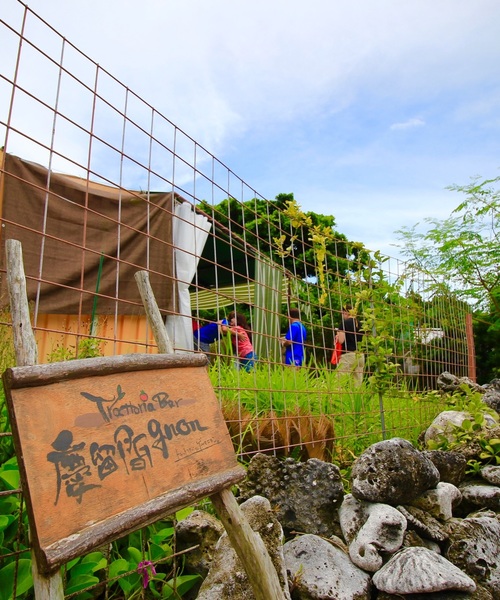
[3, 353, 245, 574]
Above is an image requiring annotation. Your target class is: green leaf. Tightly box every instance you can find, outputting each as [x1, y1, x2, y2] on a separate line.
[81, 551, 105, 563]
[175, 506, 194, 521]
[461, 419, 472, 431]
[126, 546, 143, 564]
[67, 563, 97, 578]
[118, 573, 140, 595]
[0, 496, 19, 515]
[108, 558, 130, 579]
[65, 574, 100, 594]
[0, 558, 33, 600]
[81, 551, 107, 572]
[0, 468, 20, 491]
[149, 542, 166, 562]
[0, 515, 15, 532]
[150, 527, 174, 544]
[65, 557, 82, 571]
[162, 574, 201, 598]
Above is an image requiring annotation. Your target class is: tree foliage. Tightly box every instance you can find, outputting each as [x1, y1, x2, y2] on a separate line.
[396, 175, 500, 323]
[198, 192, 369, 282]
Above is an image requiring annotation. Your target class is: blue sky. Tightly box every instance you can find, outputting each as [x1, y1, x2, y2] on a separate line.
[3, 0, 500, 260]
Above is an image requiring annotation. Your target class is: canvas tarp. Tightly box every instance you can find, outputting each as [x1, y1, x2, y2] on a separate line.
[0, 152, 176, 315]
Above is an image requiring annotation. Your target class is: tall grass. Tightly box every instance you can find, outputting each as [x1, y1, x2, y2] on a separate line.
[208, 360, 447, 464]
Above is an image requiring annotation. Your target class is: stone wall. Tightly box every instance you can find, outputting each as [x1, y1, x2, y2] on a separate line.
[176, 375, 500, 599]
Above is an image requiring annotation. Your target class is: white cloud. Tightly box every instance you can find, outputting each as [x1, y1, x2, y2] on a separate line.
[10, 0, 500, 149]
[390, 118, 425, 131]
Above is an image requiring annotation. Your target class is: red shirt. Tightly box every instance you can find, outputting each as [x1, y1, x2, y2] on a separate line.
[231, 326, 254, 358]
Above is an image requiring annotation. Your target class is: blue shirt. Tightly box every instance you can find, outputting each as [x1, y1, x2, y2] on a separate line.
[195, 322, 221, 345]
[285, 320, 307, 366]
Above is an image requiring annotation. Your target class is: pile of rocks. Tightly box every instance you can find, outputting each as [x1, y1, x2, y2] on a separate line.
[176, 379, 500, 599]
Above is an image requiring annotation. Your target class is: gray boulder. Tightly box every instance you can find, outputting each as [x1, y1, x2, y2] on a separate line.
[424, 410, 497, 446]
[397, 504, 449, 543]
[377, 588, 493, 599]
[437, 371, 485, 394]
[351, 438, 440, 505]
[283, 533, 371, 600]
[402, 529, 442, 553]
[458, 482, 500, 512]
[480, 465, 500, 485]
[372, 546, 476, 595]
[482, 378, 500, 413]
[407, 481, 462, 521]
[338, 494, 406, 572]
[422, 449, 467, 486]
[196, 495, 291, 600]
[445, 516, 500, 597]
[175, 509, 224, 578]
[238, 453, 344, 536]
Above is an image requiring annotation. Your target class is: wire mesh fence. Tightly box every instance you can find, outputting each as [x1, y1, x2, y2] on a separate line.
[0, 1, 474, 598]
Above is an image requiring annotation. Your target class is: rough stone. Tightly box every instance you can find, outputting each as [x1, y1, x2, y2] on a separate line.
[175, 510, 224, 577]
[338, 494, 406, 572]
[372, 546, 476, 595]
[445, 516, 500, 597]
[408, 481, 462, 521]
[196, 495, 291, 600]
[480, 465, 500, 486]
[180, 433, 500, 599]
[424, 410, 498, 446]
[481, 378, 500, 413]
[238, 453, 344, 536]
[458, 482, 500, 512]
[402, 529, 441, 553]
[397, 504, 449, 542]
[422, 449, 467, 486]
[283, 533, 371, 600]
[377, 588, 493, 600]
[437, 371, 485, 394]
[351, 438, 440, 505]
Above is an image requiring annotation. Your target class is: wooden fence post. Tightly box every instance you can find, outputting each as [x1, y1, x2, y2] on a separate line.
[134, 270, 286, 600]
[5, 239, 64, 600]
[465, 312, 476, 382]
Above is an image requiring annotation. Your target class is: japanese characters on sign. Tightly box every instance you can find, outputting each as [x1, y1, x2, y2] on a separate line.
[48, 382, 214, 506]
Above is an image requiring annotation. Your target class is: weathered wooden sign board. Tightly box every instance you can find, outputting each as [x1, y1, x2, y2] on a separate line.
[2, 352, 245, 574]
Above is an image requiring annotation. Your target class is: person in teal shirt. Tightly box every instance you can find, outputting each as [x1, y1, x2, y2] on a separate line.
[281, 308, 307, 366]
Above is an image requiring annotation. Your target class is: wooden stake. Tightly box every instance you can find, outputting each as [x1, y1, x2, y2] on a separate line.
[134, 270, 174, 353]
[134, 270, 286, 600]
[5, 239, 64, 600]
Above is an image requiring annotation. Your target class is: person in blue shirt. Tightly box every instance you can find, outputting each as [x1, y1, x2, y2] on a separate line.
[193, 318, 228, 360]
[281, 308, 307, 366]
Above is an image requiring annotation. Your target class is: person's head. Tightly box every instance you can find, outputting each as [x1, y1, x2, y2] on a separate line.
[289, 307, 301, 321]
[342, 304, 354, 316]
[228, 311, 249, 329]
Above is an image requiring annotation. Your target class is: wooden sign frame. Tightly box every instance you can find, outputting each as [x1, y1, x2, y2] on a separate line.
[3, 352, 245, 574]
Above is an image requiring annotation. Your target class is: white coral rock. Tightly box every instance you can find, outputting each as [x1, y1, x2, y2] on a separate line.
[372, 546, 476, 594]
